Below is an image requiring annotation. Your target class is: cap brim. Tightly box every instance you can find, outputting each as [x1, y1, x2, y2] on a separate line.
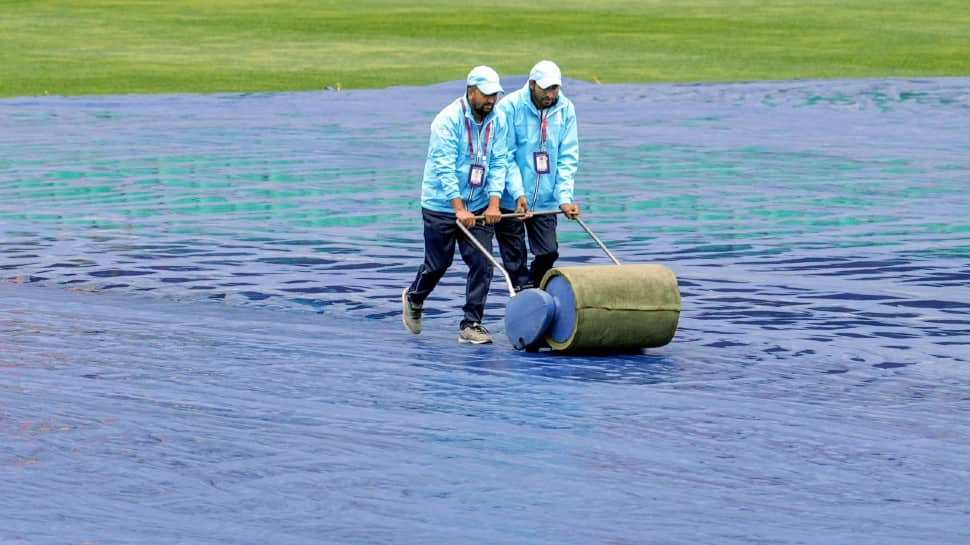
[477, 83, 503, 95]
[535, 77, 561, 89]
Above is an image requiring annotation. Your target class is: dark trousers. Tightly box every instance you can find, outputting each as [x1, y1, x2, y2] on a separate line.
[495, 210, 559, 289]
[408, 207, 495, 329]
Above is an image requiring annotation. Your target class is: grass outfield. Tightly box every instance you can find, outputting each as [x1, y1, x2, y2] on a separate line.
[1, 0, 967, 97]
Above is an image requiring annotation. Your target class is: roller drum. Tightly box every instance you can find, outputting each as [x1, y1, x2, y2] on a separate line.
[539, 264, 681, 352]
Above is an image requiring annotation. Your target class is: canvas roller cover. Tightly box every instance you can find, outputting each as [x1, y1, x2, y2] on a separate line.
[539, 264, 681, 352]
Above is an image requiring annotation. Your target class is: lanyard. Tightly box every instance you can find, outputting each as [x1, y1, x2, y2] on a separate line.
[539, 109, 548, 149]
[460, 100, 492, 161]
[532, 109, 551, 208]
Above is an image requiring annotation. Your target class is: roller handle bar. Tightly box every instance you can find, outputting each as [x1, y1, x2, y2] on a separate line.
[456, 210, 621, 297]
[469, 209, 563, 221]
[454, 221, 517, 295]
[478, 210, 619, 266]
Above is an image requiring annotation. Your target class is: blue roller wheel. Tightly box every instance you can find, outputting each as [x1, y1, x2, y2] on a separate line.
[543, 275, 577, 346]
[504, 288, 556, 351]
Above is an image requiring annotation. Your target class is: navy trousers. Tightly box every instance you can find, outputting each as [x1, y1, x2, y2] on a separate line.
[408, 207, 495, 329]
[495, 210, 559, 290]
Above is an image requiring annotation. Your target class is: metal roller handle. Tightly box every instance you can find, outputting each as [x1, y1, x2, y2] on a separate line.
[455, 209, 621, 297]
[470, 209, 564, 220]
[454, 219, 517, 296]
[574, 216, 621, 265]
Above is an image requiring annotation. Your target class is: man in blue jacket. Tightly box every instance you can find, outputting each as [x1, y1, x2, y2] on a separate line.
[494, 60, 580, 292]
[402, 65, 512, 344]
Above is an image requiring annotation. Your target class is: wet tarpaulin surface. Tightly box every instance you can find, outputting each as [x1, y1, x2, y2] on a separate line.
[2, 77, 969, 544]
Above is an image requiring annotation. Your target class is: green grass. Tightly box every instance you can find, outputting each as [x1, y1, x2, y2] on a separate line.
[1, 0, 967, 97]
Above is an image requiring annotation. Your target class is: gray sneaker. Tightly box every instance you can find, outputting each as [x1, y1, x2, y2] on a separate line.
[402, 288, 422, 334]
[458, 323, 493, 344]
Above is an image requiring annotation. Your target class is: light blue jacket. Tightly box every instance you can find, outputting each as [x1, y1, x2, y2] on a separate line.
[420, 95, 509, 214]
[497, 84, 579, 211]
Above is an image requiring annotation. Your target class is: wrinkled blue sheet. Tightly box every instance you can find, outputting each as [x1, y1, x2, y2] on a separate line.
[2, 77, 969, 544]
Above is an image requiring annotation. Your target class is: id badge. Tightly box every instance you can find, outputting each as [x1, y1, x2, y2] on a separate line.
[468, 164, 485, 187]
[533, 151, 550, 174]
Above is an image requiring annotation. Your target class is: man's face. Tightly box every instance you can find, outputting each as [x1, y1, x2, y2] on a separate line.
[529, 81, 560, 109]
[468, 87, 499, 118]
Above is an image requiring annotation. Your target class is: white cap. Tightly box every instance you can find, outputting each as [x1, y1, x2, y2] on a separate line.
[466, 65, 504, 95]
[529, 60, 562, 89]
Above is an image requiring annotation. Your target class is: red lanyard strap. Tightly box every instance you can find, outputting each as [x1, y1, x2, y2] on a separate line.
[539, 110, 548, 147]
[460, 100, 492, 158]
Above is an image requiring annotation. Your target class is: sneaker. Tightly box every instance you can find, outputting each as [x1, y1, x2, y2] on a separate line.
[458, 323, 493, 344]
[402, 288, 422, 334]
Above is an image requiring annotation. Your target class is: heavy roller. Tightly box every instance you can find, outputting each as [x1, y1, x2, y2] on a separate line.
[457, 211, 681, 352]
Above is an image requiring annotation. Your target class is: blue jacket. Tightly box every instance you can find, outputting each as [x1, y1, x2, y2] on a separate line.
[421, 95, 509, 213]
[497, 85, 579, 211]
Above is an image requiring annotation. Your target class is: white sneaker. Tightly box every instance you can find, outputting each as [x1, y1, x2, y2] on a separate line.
[458, 323, 493, 344]
[402, 288, 422, 334]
